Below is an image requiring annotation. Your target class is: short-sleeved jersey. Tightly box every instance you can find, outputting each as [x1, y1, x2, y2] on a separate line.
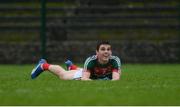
[84, 55, 121, 80]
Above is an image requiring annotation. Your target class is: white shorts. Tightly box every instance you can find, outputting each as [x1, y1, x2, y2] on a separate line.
[73, 68, 83, 80]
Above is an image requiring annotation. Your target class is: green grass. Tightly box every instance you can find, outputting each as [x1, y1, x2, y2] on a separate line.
[0, 64, 180, 106]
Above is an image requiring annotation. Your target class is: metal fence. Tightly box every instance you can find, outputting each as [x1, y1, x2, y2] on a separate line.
[0, 0, 179, 63]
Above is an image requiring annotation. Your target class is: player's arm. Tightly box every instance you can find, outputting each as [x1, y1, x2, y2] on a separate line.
[112, 69, 121, 81]
[81, 57, 93, 81]
[81, 69, 92, 81]
[111, 56, 121, 81]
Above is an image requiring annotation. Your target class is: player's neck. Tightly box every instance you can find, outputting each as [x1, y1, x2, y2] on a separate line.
[98, 59, 108, 65]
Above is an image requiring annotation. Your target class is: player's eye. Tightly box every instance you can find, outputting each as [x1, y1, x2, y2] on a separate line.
[100, 47, 105, 51]
[107, 48, 111, 51]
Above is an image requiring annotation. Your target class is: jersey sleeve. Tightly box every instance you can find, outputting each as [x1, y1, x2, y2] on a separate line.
[83, 56, 96, 71]
[112, 56, 121, 70]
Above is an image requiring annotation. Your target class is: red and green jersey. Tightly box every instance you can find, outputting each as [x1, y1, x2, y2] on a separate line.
[84, 55, 121, 80]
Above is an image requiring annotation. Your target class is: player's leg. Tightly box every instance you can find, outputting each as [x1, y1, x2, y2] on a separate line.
[31, 59, 80, 80]
[65, 60, 79, 70]
[31, 59, 67, 79]
[64, 60, 83, 79]
[48, 64, 78, 80]
[48, 62, 83, 80]
[31, 59, 47, 79]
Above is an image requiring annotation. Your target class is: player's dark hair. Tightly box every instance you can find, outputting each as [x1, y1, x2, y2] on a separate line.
[96, 41, 111, 51]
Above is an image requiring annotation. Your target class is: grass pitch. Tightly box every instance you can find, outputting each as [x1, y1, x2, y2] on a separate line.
[0, 64, 180, 106]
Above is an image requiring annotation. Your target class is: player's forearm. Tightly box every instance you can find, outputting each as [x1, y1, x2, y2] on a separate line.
[81, 70, 91, 81]
[112, 75, 120, 80]
[81, 77, 92, 81]
[112, 70, 121, 80]
[112, 77, 120, 81]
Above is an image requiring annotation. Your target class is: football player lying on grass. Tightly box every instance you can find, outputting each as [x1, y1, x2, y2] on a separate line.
[31, 41, 121, 80]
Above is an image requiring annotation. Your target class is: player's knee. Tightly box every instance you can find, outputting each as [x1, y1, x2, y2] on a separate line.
[55, 65, 63, 69]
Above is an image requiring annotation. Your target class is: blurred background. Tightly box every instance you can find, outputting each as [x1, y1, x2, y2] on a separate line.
[0, 0, 179, 64]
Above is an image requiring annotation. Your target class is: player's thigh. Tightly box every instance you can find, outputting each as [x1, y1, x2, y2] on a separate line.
[61, 70, 77, 80]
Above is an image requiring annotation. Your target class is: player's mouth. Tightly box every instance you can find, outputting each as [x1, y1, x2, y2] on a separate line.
[103, 54, 110, 59]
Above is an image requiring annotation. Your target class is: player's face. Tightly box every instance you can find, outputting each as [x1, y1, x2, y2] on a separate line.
[96, 44, 112, 64]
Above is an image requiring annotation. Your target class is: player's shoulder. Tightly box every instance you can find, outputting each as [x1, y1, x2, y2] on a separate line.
[110, 55, 121, 64]
[85, 55, 97, 62]
[110, 55, 120, 60]
[84, 55, 97, 68]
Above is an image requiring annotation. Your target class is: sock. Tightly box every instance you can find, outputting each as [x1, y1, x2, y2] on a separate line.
[69, 65, 78, 70]
[41, 63, 50, 70]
